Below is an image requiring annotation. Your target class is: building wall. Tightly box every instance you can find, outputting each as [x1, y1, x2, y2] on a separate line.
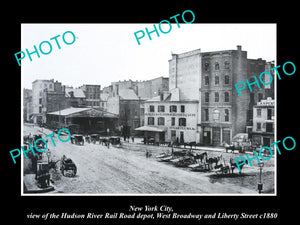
[80, 84, 101, 107]
[144, 101, 198, 143]
[119, 100, 140, 135]
[169, 49, 201, 101]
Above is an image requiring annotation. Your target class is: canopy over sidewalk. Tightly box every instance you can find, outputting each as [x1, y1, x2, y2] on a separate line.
[135, 126, 166, 133]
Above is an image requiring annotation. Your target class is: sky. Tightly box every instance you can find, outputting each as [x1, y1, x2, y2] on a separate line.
[21, 23, 276, 89]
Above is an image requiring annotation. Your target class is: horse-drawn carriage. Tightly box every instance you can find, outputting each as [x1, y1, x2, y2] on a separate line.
[60, 155, 77, 177]
[225, 133, 257, 153]
[90, 134, 100, 144]
[71, 134, 84, 145]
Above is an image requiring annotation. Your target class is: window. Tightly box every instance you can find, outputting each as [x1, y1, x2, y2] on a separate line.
[205, 92, 209, 103]
[224, 109, 230, 122]
[171, 117, 175, 126]
[258, 93, 264, 102]
[158, 117, 165, 125]
[149, 105, 155, 112]
[224, 61, 230, 69]
[179, 118, 186, 126]
[225, 75, 230, 84]
[257, 122, 261, 131]
[170, 105, 177, 112]
[266, 123, 273, 132]
[215, 62, 219, 70]
[204, 109, 209, 121]
[39, 98, 42, 104]
[158, 105, 165, 112]
[204, 76, 209, 85]
[257, 108, 262, 117]
[224, 92, 229, 102]
[215, 76, 219, 85]
[180, 105, 185, 113]
[148, 117, 154, 125]
[215, 92, 219, 102]
[204, 63, 209, 71]
[49, 84, 53, 89]
[171, 130, 176, 139]
[267, 108, 272, 120]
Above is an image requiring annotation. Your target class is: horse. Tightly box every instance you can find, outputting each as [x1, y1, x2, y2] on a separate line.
[229, 158, 248, 174]
[193, 152, 207, 163]
[206, 155, 222, 170]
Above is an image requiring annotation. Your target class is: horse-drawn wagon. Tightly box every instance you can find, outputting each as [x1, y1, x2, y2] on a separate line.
[60, 155, 77, 177]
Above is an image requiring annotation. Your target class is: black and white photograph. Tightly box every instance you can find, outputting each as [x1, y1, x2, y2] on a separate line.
[21, 23, 276, 195]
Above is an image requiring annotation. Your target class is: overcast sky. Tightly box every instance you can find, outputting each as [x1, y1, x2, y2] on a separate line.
[21, 23, 276, 89]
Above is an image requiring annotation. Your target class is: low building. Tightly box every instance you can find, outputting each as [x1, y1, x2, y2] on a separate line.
[136, 88, 199, 144]
[65, 87, 87, 108]
[46, 107, 118, 134]
[251, 97, 275, 147]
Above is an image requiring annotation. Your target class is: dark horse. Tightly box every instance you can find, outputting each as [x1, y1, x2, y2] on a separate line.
[206, 155, 222, 169]
[193, 152, 207, 163]
[229, 158, 248, 174]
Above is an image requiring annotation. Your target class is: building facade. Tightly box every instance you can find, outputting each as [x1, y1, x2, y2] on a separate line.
[251, 97, 275, 147]
[80, 84, 101, 108]
[138, 46, 275, 146]
[32, 79, 65, 124]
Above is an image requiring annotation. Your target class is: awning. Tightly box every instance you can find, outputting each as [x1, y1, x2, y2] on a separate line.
[135, 126, 166, 132]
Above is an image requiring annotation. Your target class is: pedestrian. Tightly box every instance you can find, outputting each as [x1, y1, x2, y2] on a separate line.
[107, 140, 110, 149]
[131, 136, 134, 143]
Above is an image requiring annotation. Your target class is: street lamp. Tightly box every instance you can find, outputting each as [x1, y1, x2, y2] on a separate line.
[258, 162, 264, 194]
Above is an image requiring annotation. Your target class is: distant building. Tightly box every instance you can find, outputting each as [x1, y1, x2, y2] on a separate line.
[65, 87, 86, 108]
[107, 88, 141, 136]
[251, 97, 275, 147]
[23, 89, 32, 122]
[79, 84, 101, 108]
[31, 79, 65, 124]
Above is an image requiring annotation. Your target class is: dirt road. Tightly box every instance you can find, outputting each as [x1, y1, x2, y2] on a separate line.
[23, 125, 274, 194]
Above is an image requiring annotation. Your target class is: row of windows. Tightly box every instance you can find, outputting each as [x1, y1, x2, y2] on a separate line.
[204, 75, 230, 85]
[147, 117, 186, 126]
[204, 61, 230, 71]
[149, 105, 185, 113]
[204, 92, 230, 103]
[256, 108, 273, 119]
[88, 94, 100, 99]
[256, 122, 273, 132]
[203, 109, 230, 122]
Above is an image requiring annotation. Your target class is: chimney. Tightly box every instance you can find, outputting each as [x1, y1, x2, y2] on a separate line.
[237, 45, 242, 51]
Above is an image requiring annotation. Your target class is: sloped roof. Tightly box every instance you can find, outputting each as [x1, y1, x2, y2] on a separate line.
[65, 88, 86, 98]
[47, 107, 90, 116]
[47, 107, 118, 118]
[119, 89, 139, 100]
